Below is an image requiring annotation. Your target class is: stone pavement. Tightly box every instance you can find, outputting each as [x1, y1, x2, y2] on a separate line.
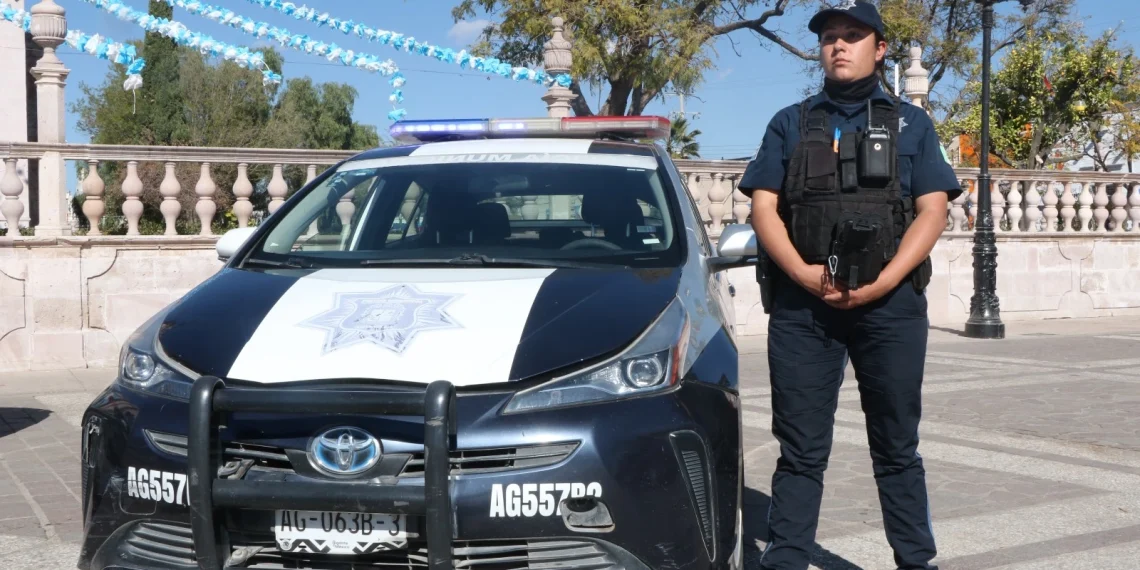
[1, 317, 1138, 569]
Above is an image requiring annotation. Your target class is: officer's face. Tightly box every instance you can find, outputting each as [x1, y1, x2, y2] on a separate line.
[818, 17, 886, 82]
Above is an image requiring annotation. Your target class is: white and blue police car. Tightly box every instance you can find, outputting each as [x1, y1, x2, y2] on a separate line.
[77, 116, 759, 570]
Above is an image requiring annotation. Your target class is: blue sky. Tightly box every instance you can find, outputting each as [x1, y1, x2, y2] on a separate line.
[24, 0, 1140, 188]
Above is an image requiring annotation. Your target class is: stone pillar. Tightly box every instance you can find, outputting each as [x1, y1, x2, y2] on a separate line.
[541, 17, 574, 119]
[0, 0, 31, 234]
[29, 0, 70, 236]
[903, 45, 929, 111]
[542, 16, 575, 220]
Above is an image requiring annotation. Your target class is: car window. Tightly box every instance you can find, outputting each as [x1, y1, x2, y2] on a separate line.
[252, 154, 683, 268]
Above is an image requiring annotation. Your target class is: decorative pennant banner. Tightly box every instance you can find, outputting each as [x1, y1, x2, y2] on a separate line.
[81, 0, 283, 86]
[154, 0, 405, 119]
[1, 0, 147, 91]
[239, 0, 573, 89]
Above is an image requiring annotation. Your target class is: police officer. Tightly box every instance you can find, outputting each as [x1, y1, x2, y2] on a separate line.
[736, 2, 962, 569]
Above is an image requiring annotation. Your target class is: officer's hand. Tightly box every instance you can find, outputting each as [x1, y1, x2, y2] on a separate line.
[793, 264, 839, 298]
[822, 278, 892, 309]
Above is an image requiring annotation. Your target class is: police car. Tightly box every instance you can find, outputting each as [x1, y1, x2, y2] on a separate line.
[77, 116, 759, 570]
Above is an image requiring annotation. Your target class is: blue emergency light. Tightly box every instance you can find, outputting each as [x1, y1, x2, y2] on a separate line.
[389, 116, 672, 144]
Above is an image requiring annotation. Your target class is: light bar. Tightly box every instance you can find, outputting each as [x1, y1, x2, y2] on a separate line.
[389, 116, 671, 144]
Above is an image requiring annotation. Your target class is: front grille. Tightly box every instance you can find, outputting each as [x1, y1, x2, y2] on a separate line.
[145, 431, 577, 477]
[398, 442, 578, 477]
[124, 521, 196, 566]
[124, 522, 619, 569]
[244, 539, 619, 569]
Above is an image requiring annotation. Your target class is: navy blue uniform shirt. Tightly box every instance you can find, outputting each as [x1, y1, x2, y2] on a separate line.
[737, 85, 963, 203]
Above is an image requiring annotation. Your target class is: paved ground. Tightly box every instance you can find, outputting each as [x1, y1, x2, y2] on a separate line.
[2, 316, 1139, 569]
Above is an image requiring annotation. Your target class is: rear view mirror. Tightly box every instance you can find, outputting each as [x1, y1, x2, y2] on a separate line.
[216, 227, 258, 262]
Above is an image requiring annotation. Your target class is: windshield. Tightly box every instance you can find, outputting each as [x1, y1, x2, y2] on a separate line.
[245, 151, 683, 269]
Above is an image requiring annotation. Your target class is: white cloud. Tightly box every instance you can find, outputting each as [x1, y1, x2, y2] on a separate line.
[448, 19, 491, 46]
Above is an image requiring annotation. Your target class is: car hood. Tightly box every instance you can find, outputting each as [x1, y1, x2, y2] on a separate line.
[157, 265, 680, 386]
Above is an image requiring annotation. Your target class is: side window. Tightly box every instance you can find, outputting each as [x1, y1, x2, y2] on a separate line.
[677, 169, 714, 256]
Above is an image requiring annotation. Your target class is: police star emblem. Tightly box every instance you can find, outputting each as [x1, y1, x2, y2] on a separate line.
[300, 285, 462, 355]
[836, 0, 857, 9]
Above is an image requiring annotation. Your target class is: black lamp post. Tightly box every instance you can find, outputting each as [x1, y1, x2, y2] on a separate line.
[965, 0, 1036, 339]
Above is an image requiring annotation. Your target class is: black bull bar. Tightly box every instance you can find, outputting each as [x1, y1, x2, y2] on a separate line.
[187, 375, 457, 570]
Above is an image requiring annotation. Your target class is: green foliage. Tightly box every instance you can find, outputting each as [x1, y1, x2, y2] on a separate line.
[450, 0, 814, 116]
[70, 3, 382, 235]
[666, 116, 701, 159]
[939, 27, 1140, 170]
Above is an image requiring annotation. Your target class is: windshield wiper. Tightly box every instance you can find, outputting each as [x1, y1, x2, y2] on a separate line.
[360, 253, 618, 269]
[241, 256, 314, 269]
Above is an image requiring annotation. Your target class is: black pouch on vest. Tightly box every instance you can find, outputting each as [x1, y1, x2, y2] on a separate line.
[829, 211, 889, 289]
[804, 144, 837, 193]
[839, 132, 858, 192]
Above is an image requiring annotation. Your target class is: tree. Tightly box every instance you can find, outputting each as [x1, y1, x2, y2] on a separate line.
[939, 27, 1140, 170]
[450, 0, 1073, 119]
[71, 15, 381, 234]
[667, 116, 701, 158]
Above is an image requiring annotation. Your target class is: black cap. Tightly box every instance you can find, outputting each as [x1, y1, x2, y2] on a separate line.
[808, 0, 885, 38]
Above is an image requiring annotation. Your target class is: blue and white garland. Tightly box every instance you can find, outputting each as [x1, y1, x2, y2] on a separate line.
[80, 0, 283, 86]
[154, 0, 406, 120]
[0, 1, 146, 91]
[240, 0, 574, 89]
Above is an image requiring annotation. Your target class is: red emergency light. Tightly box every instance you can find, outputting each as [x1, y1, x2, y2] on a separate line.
[389, 116, 672, 144]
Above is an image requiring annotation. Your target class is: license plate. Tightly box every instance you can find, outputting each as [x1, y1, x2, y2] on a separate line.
[274, 510, 408, 555]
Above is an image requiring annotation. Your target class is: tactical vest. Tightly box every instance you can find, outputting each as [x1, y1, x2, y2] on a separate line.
[778, 96, 930, 291]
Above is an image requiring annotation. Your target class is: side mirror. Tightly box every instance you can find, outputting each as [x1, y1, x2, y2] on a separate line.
[717, 224, 758, 257]
[707, 224, 760, 272]
[216, 227, 258, 262]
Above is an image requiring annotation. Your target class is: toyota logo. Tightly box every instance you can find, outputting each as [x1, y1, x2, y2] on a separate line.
[308, 427, 381, 477]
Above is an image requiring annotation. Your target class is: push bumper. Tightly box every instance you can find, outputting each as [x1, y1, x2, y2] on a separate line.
[188, 376, 456, 569]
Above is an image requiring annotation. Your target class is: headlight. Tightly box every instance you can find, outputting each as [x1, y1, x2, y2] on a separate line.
[116, 313, 194, 401]
[503, 296, 691, 414]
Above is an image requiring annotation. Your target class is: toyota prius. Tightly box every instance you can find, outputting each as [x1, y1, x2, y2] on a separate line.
[77, 116, 758, 570]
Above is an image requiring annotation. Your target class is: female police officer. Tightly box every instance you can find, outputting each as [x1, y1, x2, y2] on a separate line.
[736, 2, 962, 569]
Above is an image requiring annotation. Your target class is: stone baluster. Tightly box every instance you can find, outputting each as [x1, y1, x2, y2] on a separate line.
[336, 189, 356, 235]
[903, 46, 929, 109]
[991, 178, 1006, 232]
[1006, 179, 1023, 232]
[541, 16, 574, 118]
[232, 163, 253, 228]
[732, 177, 750, 223]
[967, 180, 978, 228]
[306, 165, 320, 235]
[1043, 181, 1059, 231]
[522, 196, 539, 220]
[1, 158, 24, 237]
[267, 164, 287, 214]
[1110, 183, 1129, 233]
[706, 173, 730, 236]
[121, 161, 143, 235]
[159, 162, 181, 235]
[949, 184, 967, 231]
[195, 163, 217, 235]
[29, 0, 71, 236]
[81, 160, 104, 235]
[1023, 180, 1042, 233]
[1093, 182, 1110, 232]
[1059, 183, 1076, 231]
[1129, 183, 1140, 232]
[1077, 183, 1093, 232]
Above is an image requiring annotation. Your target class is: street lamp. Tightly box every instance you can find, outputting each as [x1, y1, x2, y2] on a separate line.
[965, 0, 1036, 339]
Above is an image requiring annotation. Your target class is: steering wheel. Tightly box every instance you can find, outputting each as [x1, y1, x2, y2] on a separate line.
[560, 237, 623, 251]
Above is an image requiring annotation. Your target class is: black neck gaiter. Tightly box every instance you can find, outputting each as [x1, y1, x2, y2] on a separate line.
[823, 74, 879, 105]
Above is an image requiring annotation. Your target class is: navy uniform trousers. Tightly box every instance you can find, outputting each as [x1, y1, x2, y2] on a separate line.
[757, 270, 937, 570]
